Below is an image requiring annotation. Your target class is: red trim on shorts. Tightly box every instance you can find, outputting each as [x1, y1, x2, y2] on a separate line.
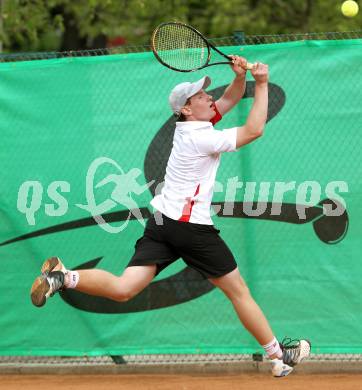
[210, 103, 222, 125]
[178, 184, 200, 222]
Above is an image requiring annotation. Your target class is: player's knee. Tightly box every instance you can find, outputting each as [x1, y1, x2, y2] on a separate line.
[221, 278, 251, 301]
[229, 281, 250, 301]
[240, 282, 251, 298]
[113, 288, 135, 302]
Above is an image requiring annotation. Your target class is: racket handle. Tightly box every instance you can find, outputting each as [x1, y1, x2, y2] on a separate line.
[245, 62, 254, 70]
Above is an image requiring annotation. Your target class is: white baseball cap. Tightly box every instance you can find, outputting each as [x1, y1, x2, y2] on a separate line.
[169, 76, 211, 115]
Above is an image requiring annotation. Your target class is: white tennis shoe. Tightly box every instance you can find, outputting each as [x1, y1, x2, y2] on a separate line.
[271, 338, 311, 377]
[271, 358, 294, 377]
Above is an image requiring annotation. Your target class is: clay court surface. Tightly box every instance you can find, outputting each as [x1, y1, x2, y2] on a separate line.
[1, 374, 361, 390]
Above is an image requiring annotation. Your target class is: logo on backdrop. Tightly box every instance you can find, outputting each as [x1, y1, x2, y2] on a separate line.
[16, 157, 154, 233]
[75, 157, 153, 233]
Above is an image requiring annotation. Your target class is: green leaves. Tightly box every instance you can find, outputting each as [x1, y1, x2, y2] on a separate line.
[1, 0, 361, 53]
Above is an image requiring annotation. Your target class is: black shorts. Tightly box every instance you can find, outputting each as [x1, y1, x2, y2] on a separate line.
[127, 213, 237, 279]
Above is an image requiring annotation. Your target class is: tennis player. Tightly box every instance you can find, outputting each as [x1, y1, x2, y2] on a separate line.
[30, 55, 310, 377]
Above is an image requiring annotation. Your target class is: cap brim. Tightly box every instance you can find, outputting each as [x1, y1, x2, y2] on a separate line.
[186, 76, 212, 99]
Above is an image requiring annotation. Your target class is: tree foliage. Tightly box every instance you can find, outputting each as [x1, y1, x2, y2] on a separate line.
[0, 0, 361, 53]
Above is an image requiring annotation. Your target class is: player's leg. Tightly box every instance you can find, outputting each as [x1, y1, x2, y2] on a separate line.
[30, 215, 179, 307]
[72, 265, 157, 301]
[209, 268, 310, 376]
[30, 256, 156, 307]
[169, 220, 295, 377]
[209, 268, 274, 345]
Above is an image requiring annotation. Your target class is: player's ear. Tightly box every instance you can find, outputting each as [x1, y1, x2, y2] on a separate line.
[180, 105, 192, 117]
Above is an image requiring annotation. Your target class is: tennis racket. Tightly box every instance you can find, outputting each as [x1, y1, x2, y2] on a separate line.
[151, 22, 253, 73]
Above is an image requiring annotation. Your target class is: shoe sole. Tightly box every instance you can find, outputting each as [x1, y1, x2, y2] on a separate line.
[298, 339, 311, 363]
[274, 366, 294, 378]
[30, 276, 50, 307]
[41, 256, 62, 274]
[297, 340, 312, 364]
[30, 257, 62, 307]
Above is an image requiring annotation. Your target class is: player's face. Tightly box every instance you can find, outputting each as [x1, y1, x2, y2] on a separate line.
[186, 90, 215, 121]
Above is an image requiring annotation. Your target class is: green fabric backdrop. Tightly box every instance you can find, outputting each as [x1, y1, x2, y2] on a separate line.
[0, 40, 361, 355]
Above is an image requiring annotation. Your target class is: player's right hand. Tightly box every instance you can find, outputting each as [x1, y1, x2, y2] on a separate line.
[251, 63, 269, 84]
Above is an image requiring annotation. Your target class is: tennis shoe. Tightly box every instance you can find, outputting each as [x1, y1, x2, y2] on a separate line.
[281, 338, 311, 367]
[30, 257, 67, 307]
[271, 358, 293, 377]
[40, 256, 66, 275]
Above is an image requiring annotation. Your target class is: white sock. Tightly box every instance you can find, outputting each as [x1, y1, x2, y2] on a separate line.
[64, 271, 79, 289]
[262, 337, 283, 359]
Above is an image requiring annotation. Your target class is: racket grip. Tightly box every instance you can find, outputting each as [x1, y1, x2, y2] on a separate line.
[245, 62, 254, 70]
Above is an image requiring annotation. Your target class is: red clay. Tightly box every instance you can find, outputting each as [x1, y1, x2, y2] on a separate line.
[0, 374, 361, 390]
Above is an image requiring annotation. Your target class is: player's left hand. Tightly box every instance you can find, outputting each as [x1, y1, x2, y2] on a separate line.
[229, 55, 248, 76]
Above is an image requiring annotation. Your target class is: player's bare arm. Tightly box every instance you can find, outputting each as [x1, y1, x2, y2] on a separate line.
[215, 55, 247, 115]
[235, 62, 269, 149]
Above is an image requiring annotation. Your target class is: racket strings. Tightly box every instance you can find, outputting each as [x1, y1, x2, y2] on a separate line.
[153, 24, 209, 71]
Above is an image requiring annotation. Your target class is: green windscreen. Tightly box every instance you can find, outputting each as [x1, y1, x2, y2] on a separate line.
[0, 39, 361, 356]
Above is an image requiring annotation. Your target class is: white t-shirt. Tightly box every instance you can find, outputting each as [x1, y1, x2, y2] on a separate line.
[151, 120, 237, 225]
